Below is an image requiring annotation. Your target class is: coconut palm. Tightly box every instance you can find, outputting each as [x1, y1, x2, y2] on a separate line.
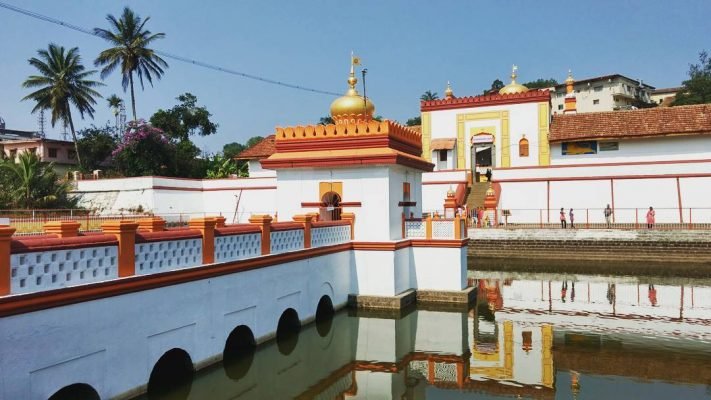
[420, 91, 439, 101]
[93, 7, 168, 121]
[0, 152, 76, 209]
[107, 94, 123, 129]
[22, 44, 103, 170]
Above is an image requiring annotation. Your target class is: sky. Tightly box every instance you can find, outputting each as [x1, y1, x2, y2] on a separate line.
[0, 0, 709, 153]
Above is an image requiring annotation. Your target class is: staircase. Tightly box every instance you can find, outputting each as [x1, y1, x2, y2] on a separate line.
[467, 182, 490, 210]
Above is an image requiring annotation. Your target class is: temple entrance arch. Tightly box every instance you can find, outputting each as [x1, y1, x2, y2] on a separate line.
[471, 133, 496, 181]
[320, 191, 342, 221]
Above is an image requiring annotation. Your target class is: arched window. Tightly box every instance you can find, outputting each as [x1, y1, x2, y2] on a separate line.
[519, 137, 529, 157]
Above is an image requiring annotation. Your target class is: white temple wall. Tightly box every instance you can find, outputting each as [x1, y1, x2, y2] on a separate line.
[248, 159, 276, 177]
[428, 102, 543, 169]
[550, 136, 711, 165]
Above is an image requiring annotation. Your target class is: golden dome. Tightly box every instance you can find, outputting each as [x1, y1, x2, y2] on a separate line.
[444, 81, 454, 99]
[485, 183, 495, 197]
[499, 64, 529, 95]
[330, 65, 375, 124]
[565, 69, 575, 84]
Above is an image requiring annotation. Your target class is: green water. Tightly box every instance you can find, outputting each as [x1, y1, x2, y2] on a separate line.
[142, 268, 711, 399]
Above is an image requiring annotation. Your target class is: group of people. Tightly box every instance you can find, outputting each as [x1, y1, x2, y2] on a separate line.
[560, 205, 656, 229]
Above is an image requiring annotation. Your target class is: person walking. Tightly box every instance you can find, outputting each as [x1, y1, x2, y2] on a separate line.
[560, 207, 567, 229]
[604, 204, 613, 228]
[646, 206, 656, 229]
[569, 208, 575, 229]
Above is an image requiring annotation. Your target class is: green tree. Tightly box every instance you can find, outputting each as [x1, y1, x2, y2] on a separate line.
[318, 116, 334, 125]
[113, 120, 175, 177]
[673, 51, 711, 106]
[206, 153, 245, 178]
[150, 93, 217, 141]
[22, 44, 103, 171]
[522, 78, 559, 89]
[94, 7, 168, 120]
[77, 124, 118, 171]
[420, 91, 439, 101]
[484, 79, 505, 94]
[223, 142, 246, 159]
[0, 152, 77, 209]
[406, 116, 421, 126]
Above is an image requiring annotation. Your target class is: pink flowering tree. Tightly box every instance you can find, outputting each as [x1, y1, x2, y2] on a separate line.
[112, 120, 176, 176]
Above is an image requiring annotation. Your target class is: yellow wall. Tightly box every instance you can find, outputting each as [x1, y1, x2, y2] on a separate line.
[456, 111, 510, 168]
[538, 102, 550, 166]
[421, 112, 432, 161]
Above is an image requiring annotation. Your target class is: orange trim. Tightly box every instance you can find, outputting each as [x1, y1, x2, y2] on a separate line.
[11, 235, 117, 254]
[422, 180, 468, 185]
[351, 241, 411, 251]
[292, 215, 313, 249]
[0, 242, 352, 317]
[135, 230, 202, 243]
[0, 226, 17, 296]
[188, 218, 217, 264]
[312, 220, 350, 228]
[411, 239, 469, 248]
[43, 221, 81, 238]
[215, 225, 262, 236]
[261, 153, 434, 172]
[494, 157, 711, 171]
[275, 135, 421, 157]
[137, 217, 166, 233]
[301, 201, 362, 208]
[421, 90, 550, 111]
[101, 220, 139, 278]
[270, 222, 304, 232]
[248, 215, 272, 255]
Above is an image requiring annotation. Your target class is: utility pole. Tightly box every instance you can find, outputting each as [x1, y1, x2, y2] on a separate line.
[361, 68, 368, 117]
[37, 110, 46, 138]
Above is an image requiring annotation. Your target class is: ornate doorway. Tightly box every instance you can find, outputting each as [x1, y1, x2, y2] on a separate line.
[320, 191, 342, 221]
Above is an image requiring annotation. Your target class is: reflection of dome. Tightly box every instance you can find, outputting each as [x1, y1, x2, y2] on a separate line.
[485, 184, 495, 197]
[330, 68, 375, 124]
[499, 65, 529, 95]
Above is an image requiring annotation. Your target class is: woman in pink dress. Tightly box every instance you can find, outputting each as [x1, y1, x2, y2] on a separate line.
[646, 206, 656, 229]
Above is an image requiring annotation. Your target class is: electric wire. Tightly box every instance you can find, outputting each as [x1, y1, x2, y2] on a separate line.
[0, 1, 341, 96]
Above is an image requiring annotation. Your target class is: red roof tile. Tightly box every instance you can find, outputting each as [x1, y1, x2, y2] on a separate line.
[234, 135, 276, 159]
[421, 90, 550, 112]
[549, 104, 711, 142]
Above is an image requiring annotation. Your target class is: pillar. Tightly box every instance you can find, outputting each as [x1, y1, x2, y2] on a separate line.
[341, 212, 356, 240]
[214, 216, 226, 228]
[43, 221, 81, 238]
[425, 215, 433, 239]
[101, 220, 139, 277]
[293, 215, 313, 248]
[249, 215, 272, 255]
[137, 217, 166, 233]
[444, 188, 457, 219]
[189, 217, 217, 264]
[0, 226, 16, 296]
[454, 215, 463, 239]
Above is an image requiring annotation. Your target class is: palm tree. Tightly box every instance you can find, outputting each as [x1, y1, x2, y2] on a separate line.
[107, 94, 123, 129]
[94, 7, 168, 121]
[0, 152, 75, 209]
[22, 44, 103, 170]
[420, 91, 439, 101]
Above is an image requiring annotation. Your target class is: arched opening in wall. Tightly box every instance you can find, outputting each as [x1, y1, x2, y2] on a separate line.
[147, 348, 194, 400]
[315, 295, 335, 337]
[48, 383, 100, 400]
[320, 191, 342, 221]
[223, 325, 257, 380]
[276, 308, 301, 355]
[519, 137, 530, 157]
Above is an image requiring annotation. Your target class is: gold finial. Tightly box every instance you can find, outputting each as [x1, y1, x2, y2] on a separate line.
[329, 52, 375, 124]
[444, 81, 454, 99]
[499, 64, 529, 95]
[566, 69, 574, 83]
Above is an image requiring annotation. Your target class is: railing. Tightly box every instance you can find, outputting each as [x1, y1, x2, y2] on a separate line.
[403, 216, 468, 240]
[464, 207, 711, 230]
[0, 213, 356, 297]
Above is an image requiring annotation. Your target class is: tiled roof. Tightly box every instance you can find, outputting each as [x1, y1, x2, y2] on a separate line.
[549, 104, 711, 142]
[430, 138, 456, 150]
[234, 135, 275, 159]
[651, 87, 682, 95]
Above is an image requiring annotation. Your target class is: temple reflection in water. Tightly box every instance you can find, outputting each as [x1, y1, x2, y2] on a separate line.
[144, 272, 711, 399]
